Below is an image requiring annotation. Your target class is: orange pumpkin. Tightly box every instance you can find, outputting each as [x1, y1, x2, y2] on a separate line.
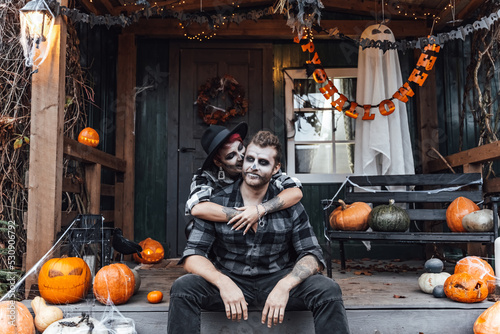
[444, 272, 488, 303]
[455, 256, 495, 282]
[474, 301, 500, 334]
[38, 257, 92, 304]
[446, 196, 479, 232]
[93, 263, 135, 305]
[133, 238, 165, 264]
[329, 199, 371, 231]
[78, 127, 99, 147]
[147, 290, 163, 304]
[0, 301, 35, 334]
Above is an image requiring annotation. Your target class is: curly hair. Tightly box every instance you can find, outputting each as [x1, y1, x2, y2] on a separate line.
[249, 131, 282, 165]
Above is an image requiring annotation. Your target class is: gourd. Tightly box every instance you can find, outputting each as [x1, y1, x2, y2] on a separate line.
[433, 285, 446, 298]
[329, 200, 371, 231]
[424, 258, 444, 273]
[455, 256, 495, 282]
[0, 301, 35, 334]
[93, 263, 135, 305]
[446, 196, 479, 232]
[462, 209, 495, 232]
[131, 268, 141, 294]
[474, 301, 500, 334]
[147, 290, 163, 304]
[418, 272, 450, 294]
[444, 272, 488, 303]
[77, 127, 99, 147]
[133, 238, 165, 264]
[44, 315, 107, 334]
[31, 297, 63, 333]
[38, 257, 92, 304]
[368, 199, 410, 232]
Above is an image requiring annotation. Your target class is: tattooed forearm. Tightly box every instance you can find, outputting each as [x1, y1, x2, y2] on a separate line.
[222, 207, 239, 221]
[290, 255, 320, 283]
[262, 196, 285, 214]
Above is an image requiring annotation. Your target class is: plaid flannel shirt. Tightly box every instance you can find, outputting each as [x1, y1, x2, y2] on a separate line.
[184, 168, 302, 215]
[180, 179, 325, 276]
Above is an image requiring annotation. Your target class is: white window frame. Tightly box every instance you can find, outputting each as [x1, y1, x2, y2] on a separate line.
[284, 68, 357, 183]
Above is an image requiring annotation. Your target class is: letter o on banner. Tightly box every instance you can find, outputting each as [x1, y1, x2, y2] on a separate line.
[379, 100, 396, 116]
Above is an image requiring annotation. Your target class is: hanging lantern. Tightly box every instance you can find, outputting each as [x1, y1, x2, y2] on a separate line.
[19, 0, 56, 69]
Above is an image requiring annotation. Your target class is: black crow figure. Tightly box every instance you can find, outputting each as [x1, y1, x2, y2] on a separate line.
[112, 228, 142, 259]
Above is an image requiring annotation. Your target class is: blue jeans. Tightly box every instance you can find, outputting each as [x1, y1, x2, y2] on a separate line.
[168, 268, 350, 333]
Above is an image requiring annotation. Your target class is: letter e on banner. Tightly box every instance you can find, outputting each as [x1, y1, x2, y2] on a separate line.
[319, 80, 338, 99]
[408, 68, 428, 86]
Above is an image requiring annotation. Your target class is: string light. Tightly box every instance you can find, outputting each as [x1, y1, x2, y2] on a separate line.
[179, 21, 218, 41]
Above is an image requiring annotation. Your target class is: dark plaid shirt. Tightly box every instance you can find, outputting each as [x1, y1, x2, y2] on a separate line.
[185, 168, 302, 215]
[180, 179, 325, 276]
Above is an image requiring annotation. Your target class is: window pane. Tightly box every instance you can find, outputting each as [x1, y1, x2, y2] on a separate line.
[294, 111, 333, 141]
[335, 143, 355, 174]
[293, 79, 332, 108]
[334, 112, 355, 141]
[295, 144, 333, 174]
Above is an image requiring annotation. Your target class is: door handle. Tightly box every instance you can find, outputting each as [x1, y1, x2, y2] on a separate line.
[179, 147, 196, 153]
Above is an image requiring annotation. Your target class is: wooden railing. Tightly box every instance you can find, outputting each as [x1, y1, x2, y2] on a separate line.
[427, 141, 500, 194]
[61, 137, 126, 226]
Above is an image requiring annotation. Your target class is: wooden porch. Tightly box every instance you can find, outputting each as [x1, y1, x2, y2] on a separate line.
[25, 259, 494, 333]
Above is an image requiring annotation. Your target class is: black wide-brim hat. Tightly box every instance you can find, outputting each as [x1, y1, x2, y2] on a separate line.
[201, 122, 248, 171]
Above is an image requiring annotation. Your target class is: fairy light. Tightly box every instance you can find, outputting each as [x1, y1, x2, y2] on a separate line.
[179, 21, 219, 41]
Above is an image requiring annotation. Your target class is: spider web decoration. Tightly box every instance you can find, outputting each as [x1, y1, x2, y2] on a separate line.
[285, 0, 324, 38]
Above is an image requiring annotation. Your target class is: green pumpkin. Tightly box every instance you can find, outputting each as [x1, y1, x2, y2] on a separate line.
[368, 199, 410, 232]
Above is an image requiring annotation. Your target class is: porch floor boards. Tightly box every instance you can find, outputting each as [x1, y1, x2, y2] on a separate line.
[34, 259, 494, 333]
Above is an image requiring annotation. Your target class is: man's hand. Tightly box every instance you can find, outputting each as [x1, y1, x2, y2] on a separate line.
[227, 206, 260, 234]
[261, 281, 290, 328]
[217, 275, 248, 321]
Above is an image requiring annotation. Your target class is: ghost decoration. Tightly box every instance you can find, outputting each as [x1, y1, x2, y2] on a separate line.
[354, 24, 415, 177]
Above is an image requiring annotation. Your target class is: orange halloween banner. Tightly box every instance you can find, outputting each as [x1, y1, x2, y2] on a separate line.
[294, 36, 440, 120]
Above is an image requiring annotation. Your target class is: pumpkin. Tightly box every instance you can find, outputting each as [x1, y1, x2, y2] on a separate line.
[418, 272, 451, 294]
[133, 238, 165, 264]
[93, 263, 135, 305]
[368, 199, 410, 232]
[31, 297, 63, 333]
[329, 199, 371, 231]
[424, 258, 444, 273]
[474, 301, 500, 334]
[446, 196, 479, 232]
[433, 285, 446, 298]
[77, 127, 99, 147]
[455, 256, 495, 282]
[0, 301, 35, 334]
[38, 257, 92, 304]
[44, 315, 107, 334]
[444, 272, 488, 303]
[147, 290, 163, 304]
[462, 209, 495, 232]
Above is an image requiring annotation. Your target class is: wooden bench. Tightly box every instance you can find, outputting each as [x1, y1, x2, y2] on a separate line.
[321, 173, 500, 277]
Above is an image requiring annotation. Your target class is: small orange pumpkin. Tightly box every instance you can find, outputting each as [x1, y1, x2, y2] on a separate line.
[444, 272, 488, 303]
[0, 301, 35, 334]
[133, 238, 165, 264]
[93, 263, 135, 305]
[446, 196, 479, 232]
[78, 127, 99, 147]
[147, 290, 163, 304]
[38, 257, 92, 304]
[474, 301, 500, 334]
[329, 200, 371, 231]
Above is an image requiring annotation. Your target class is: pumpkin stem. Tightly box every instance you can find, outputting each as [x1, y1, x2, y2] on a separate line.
[338, 199, 347, 210]
[389, 199, 395, 205]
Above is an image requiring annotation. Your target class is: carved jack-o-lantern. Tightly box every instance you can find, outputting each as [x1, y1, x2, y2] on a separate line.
[0, 301, 35, 334]
[38, 257, 92, 304]
[133, 238, 164, 264]
[444, 272, 489, 303]
[78, 127, 99, 147]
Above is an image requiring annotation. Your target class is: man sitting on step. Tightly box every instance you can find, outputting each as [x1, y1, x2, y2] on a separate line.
[168, 130, 350, 334]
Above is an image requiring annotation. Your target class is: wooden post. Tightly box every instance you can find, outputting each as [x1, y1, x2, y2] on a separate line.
[115, 33, 136, 242]
[25, 0, 67, 294]
[85, 163, 102, 214]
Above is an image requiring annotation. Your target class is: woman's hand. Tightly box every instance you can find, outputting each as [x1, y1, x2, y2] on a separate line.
[228, 205, 262, 234]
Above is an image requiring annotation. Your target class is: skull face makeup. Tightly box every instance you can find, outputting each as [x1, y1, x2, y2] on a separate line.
[242, 143, 281, 188]
[214, 140, 246, 178]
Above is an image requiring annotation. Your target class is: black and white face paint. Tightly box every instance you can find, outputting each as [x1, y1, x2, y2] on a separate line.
[215, 140, 245, 178]
[242, 143, 280, 188]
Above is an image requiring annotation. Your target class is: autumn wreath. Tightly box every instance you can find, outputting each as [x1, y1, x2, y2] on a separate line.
[195, 75, 248, 125]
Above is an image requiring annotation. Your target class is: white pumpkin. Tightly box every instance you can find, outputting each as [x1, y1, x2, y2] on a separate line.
[418, 272, 451, 294]
[43, 315, 108, 334]
[462, 209, 496, 232]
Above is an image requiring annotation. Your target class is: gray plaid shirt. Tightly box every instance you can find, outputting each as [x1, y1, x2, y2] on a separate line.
[180, 179, 325, 276]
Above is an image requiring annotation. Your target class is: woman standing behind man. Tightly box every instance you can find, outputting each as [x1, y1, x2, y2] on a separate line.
[185, 122, 303, 233]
